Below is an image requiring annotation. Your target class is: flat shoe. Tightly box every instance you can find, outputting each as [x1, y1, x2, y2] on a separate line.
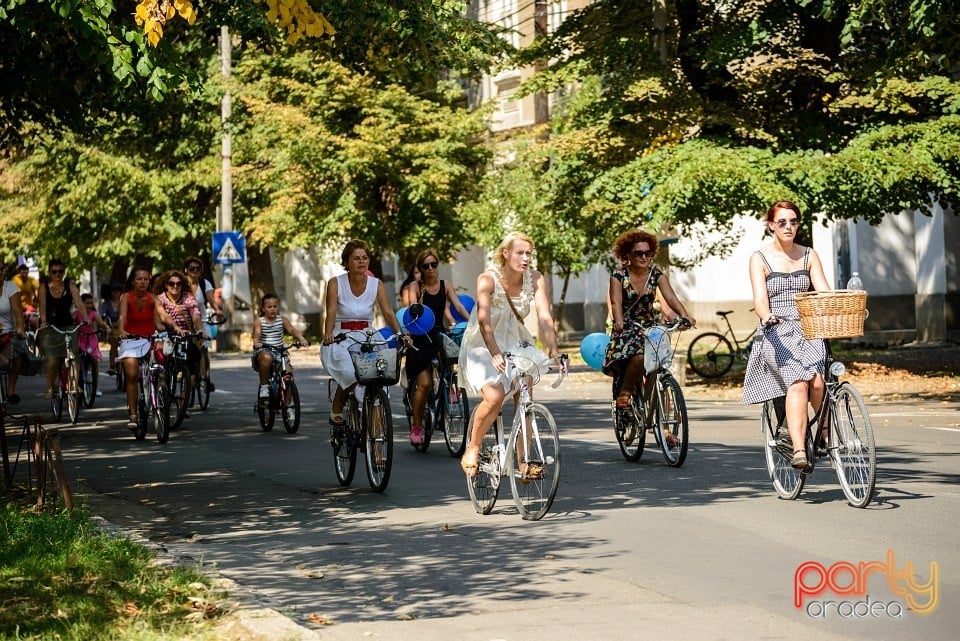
[127, 421, 139, 432]
[791, 451, 808, 470]
[6, 393, 20, 404]
[664, 431, 679, 448]
[460, 446, 480, 478]
[329, 413, 345, 427]
[518, 463, 545, 483]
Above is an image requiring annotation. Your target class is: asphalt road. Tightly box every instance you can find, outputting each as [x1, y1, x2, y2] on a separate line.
[6, 352, 959, 640]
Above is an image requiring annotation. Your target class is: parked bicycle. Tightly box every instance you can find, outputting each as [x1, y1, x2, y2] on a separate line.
[467, 351, 568, 521]
[128, 333, 171, 444]
[329, 329, 407, 493]
[612, 318, 691, 466]
[402, 327, 469, 457]
[686, 309, 757, 378]
[43, 325, 82, 424]
[761, 342, 876, 507]
[255, 341, 303, 434]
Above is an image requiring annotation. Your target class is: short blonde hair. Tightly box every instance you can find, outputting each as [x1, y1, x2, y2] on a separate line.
[495, 231, 534, 267]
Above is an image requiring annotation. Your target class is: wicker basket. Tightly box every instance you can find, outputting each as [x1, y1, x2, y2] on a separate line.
[794, 290, 868, 339]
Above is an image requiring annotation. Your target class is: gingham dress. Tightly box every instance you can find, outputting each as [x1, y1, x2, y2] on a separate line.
[742, 249, 825, 405]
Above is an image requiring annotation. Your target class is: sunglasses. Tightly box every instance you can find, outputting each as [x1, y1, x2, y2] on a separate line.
[420, 261, 439, 270]
[167, 281, 184, 287]
[50, 269, 65, 274]
[186, 265, 201, 272]
[631, 250, 654, 258]
[774, 218, 800, 228]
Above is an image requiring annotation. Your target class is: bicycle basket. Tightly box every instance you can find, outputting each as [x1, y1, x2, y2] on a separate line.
[643, 325, 673, 374]
[351, 347, 400, 386]
[794, 290, 867, 339]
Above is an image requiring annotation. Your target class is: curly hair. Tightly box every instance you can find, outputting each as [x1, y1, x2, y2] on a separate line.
[612, 229, 659, 262]
[340, 239, 370, 268]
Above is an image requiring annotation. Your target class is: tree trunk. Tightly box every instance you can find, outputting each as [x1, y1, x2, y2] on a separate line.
[246, 243, 275, 311]
[556, 270, 571, 333]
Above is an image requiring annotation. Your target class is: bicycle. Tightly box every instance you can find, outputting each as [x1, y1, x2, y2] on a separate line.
[761, 342, 876, 507]
[612, 319, 691, 466]
[686, 309, 757, 378]
[164, 331, 201, 430]
[77, 325, 104, 409]
[128, 333, 172, 444]
[466, 351, 568, 521]
[402, 327, 470, 457]
[43, 325, 82, 424]
[329, 329, 407, 493]
[193, 312, 227, 411]
[255, 341, 303, 434]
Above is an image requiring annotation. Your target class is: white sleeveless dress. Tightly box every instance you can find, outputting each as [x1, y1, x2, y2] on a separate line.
[458, 268, 551, 394]
[320, 273, 379, 389]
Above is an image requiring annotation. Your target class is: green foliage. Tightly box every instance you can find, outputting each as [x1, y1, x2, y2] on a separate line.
[0, 503, 224, 640]
[231, 48, 492, 265]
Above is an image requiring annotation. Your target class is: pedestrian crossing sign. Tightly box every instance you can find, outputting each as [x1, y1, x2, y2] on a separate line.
[212, 231, 246, 264]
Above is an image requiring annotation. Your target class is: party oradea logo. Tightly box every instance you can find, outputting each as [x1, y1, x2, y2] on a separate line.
[794, 550, 938, 619]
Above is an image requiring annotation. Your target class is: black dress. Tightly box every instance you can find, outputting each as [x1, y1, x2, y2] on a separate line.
[404, 280, 447, 381]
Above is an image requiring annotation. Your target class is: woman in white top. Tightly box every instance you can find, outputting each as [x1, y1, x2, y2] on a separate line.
[457, 232, 562, 476]
[321, 239, 405, 426]
[1, 264, 27, 403]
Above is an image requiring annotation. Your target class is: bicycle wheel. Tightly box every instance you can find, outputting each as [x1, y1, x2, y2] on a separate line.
[332, 396, 358, 486]
[687, 332, 735, 378]
[761, 398, 804, 500]
[612, 378, 645, 462]
[280, 378, 301, 434]
[363, 387, 394, 492]
[507, 402, 561, 521]
[465, 404, 501, 515]
[115, 366, 125, 392]
[51, 367, 65, 422]
[196, 350, 211, 410]
[655, 374, 688, 467]
[830, 384, 876, 508]
[443, 384, 469, 458]
[135, 381, 148, 441]
[66, 363, 81, 424]
[151, 372, 171, 444]
[81, 356, 97, 408]
[257, 381, 276, 431]
[168, 364, 191, 429]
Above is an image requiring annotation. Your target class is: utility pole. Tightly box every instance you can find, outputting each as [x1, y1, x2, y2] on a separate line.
[219, 26, 236, 348]
[533, 1, 549, 129]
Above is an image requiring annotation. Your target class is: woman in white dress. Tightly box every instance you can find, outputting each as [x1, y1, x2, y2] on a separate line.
[457, 232, 563, 476]
[321, 239, 404, 427]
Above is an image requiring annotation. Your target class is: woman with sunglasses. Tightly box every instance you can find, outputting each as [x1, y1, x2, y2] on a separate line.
[743, 201, 831, 470]
[400, 249, 470, 446]
[602, 230, 694, 445]
[118, 267, 163, 430]
[37, 258, 87, 400]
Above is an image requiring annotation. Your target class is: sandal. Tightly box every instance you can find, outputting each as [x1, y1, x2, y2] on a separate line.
[663, 431, 679, 448]
[460, 446, 480, 478]
[127, 416, 139, 432]
[790, 450, 808, 470]
[518, 462, 545, 483]
[328, 412, 345, 427]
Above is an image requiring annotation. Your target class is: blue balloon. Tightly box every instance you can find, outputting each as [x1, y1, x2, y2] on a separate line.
[450, 294, 475, 322]
[207, 324, 218, 339]
[401, 304, 436, 336]
[580, 332, 610, 370]
[377, 326, 398, 348]
[395, 306, 408, 326]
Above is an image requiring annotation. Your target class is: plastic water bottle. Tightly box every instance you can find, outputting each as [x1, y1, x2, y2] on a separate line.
[846, 272, 864, 291]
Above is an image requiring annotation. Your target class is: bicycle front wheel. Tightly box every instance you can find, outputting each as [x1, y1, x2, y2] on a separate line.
[465, 404, 501, 515]
[443, 384, 469, 458]
[151, 372, 171, 444]
[655, 374, 688, 467]
[363, 387, 393, 492]
[135, 383, 148, 441]
[761, 397, 804, 500]
[332, 396, 358, 486]
[195, 350, 211, 410]
[687, 332, 735, 378]
[830, 384, 876, 508]
[168, 364, 191, 429]
[507, 403, 561, 521]
[280, 378, 301, 434]
[66, 363, 81, 424]
[81, 356, 97, 408]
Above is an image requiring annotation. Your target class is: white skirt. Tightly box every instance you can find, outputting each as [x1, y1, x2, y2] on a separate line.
[118, 337, 150, 360]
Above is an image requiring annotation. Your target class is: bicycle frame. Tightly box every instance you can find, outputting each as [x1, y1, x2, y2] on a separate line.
[256, 343, 301, 434]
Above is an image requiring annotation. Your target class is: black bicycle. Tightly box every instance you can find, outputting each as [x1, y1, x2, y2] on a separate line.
[255, 341, 303, 434]
[402, 328, 469, 457]
[686, 309, 757, 378]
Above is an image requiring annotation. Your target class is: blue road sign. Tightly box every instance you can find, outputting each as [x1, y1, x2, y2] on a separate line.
[212, 232, 246, 264]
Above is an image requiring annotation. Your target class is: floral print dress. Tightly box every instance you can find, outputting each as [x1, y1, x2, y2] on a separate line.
[601, 266, 663, 377]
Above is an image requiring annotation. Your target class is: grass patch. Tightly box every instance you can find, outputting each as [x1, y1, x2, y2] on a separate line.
[0, 502, 229, 640]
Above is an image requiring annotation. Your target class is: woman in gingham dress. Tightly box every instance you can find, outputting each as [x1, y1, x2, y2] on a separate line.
[743, 201, 831, 470]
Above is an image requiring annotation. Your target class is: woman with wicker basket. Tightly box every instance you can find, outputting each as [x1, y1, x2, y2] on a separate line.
[743, 201, 831, 470]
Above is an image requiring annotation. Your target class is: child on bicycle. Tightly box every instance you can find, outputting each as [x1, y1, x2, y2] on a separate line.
[74, 293, 111, 386]
[252, 293, 310, 403]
